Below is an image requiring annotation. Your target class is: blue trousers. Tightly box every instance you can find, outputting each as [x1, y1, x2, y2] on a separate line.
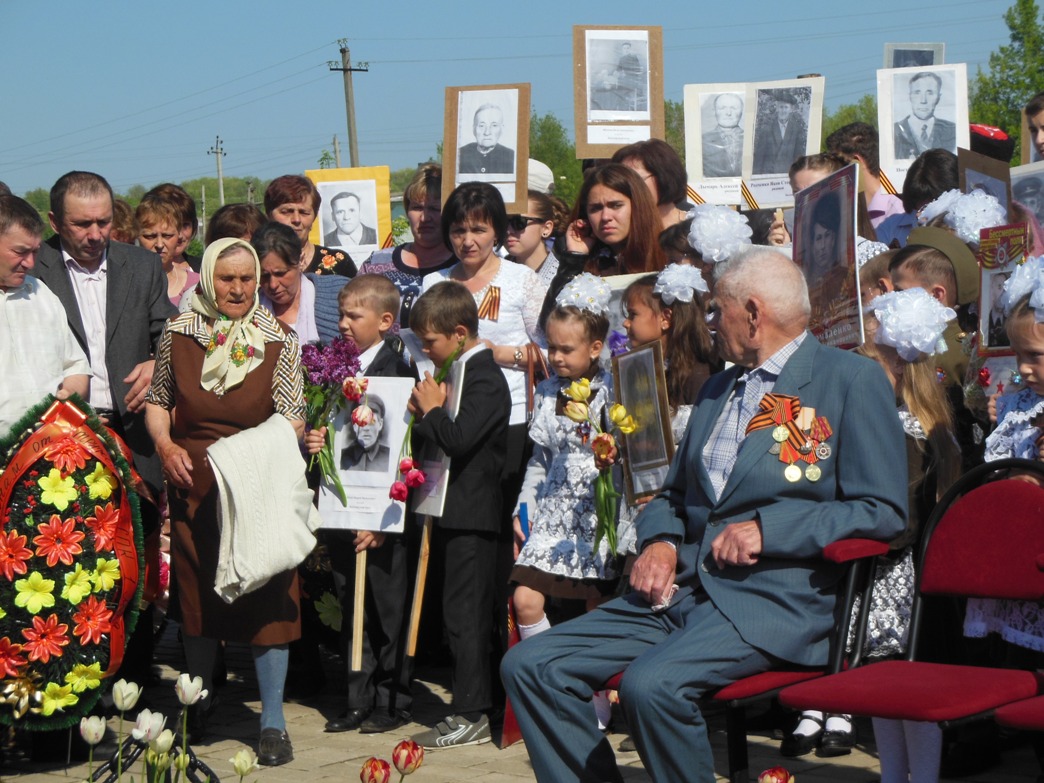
[501, 590, 774, 783]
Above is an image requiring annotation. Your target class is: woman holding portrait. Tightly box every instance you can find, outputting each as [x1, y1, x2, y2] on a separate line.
[145, 238, 305, 766]
[264, 174, 357, 278]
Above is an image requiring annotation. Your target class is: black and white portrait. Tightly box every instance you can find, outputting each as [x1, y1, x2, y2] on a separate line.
[966, 172, 1009, 219]
[752, 87, 811, 176]
[986, 271, 1011, 349]
[1012, 169, 1044, 226]
[317, 179, 379, 252]
[700, 92, 744, 178]
[340, 395, 391, 474]
[456, 89, 519, 177]
[892, 70, 958, 159]
[585, 30, 650, 121]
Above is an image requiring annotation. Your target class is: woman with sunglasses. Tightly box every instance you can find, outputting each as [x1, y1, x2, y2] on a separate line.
[505, 190, 559, 288]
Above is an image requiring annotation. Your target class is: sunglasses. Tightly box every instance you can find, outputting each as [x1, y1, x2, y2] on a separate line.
[507, 215, 544, 232]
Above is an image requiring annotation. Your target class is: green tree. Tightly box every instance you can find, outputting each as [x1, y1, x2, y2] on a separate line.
[529, 110, 583, 205]
[318, 149, 336, 169]
[664, 99, 685, 165]
[821, 95, 879, 150]
[970, 0, 1044, 164]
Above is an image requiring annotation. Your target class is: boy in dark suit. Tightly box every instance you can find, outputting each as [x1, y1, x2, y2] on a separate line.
[407, 281, 511, 749]
[307, 274, 416, 734]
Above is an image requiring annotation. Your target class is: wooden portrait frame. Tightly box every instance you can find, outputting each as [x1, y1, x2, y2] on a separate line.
[683, 81, 748, 206]
[611, 340, 674, 505]
[977, 223, 1026, 357]
[306, 166, 393, 252]
[443, 83, 530, 214]
[883, 43, 945, 69]
[573, 25, 664, 159]
[959, 148, 1012, 220]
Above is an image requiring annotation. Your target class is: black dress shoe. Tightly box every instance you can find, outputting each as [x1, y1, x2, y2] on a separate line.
[817, 727, 856, 757]
[258, 728, 294, 767]
[324, 707, 372, 732]
[360, 710, 408, 734]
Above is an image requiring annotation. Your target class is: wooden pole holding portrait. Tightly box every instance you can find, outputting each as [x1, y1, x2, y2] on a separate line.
[350, 549, 367, 671]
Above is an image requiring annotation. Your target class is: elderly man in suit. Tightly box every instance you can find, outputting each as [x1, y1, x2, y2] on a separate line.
[324, 191, 377, 248]
[894, 72, 957, 159]
[753, 92, 807, 175]
[501, 247, 907, 783]
[34, 171, 177, 494]
[702, 93, 744, 178]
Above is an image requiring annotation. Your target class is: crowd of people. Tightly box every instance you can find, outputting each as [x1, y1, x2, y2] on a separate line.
[4, 88, 1044, 782]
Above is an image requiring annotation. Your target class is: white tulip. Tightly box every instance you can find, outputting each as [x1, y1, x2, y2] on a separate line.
[79, 715, 106, 746]
[111, 679, 142, 712]
[131, 708, 167, 742]
[230, 748, 259, 777]
[174, 673, 209, 706]
[150, 728, 175, 754]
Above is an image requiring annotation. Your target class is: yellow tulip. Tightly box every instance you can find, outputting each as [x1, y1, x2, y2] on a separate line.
[563, 401, 590, 423]
[608, 404, 629, 425]
[564, 378, 592, 402]
[616, 415, 638, 434]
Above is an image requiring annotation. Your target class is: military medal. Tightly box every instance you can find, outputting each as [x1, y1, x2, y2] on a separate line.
[772, 425, 789, 442]
[805, 463, 822, 482]
[784, 463, 802, 482]
[815, 443, 832, 460]
[768, 442, 781, 455]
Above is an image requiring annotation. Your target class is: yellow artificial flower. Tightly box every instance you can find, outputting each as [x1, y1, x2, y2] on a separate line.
[563, 378, 592, 403]
[85, 464, 117, 501]
[65, 662, 103, 693]
[563, 401, 590, 423]
[315, 592, 343, 632]
[61, 563, 93, 605]
[92, 558, 121, 593]
[39, 682, 78, 716]
[38, 469, 78, 511]
[14, 572, 56, 614]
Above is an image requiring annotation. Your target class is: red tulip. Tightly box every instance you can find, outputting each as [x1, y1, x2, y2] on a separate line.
[360, 757, 391, 783]
[591, 432, 617, 463]
[404, 468, 426, 488]
[398, 457, 415, 473]
[352, 404, 375, 427]
[342, 376, 369, 402]
[758, 767, 795, 783]
[389, 481, 409, 501]
[391, 739, 424, 775]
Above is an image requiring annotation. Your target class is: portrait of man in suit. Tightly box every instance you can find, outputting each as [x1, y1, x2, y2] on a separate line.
[752, 90, 808, 176]
[324, 191, 377, 248]
[341, 394, 391, 473]
[701, 93, 744, 178]
[893, 71, 957, 159]
[986, 270, 1010, 348]
[458, 104, 515, 175]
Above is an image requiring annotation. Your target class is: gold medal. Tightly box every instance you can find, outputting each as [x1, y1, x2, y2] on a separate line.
[816, 443, 832, 460]
[805, 463, 822, 482]
[784, 463, 802, 482]
[772, 425, 789, 443]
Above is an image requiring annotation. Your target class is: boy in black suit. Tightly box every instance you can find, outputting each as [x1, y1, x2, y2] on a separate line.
[407, 281, 511, 749]
[307, 274, 416, 734]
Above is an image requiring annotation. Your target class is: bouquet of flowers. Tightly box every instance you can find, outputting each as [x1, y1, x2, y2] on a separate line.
[301, 337, 362, 506]
[389, 342, 465, 502]
[561, 378, 636, 553]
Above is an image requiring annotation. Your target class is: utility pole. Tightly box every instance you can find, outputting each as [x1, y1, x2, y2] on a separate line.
[333, 135, 342, 168]
[328, 40, 368, 167]
[200, 185, 207, 240]
[208, 136, 226, 206]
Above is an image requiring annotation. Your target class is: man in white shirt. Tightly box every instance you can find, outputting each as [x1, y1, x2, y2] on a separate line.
[0, 195, 90, 437]
[33, 171, 177, 493]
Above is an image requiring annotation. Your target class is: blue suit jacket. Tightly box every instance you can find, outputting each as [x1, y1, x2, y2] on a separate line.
[636, 336, 907, 666]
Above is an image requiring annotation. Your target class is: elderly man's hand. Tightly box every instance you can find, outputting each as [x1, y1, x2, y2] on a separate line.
[124, 360, 156, 413]
[711, 520, 762, 569]
[158, 442, 193, 489]
[630, 542, 677, 606]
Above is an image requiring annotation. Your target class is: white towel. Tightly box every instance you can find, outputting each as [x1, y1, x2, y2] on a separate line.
[208, 414, 322, 603]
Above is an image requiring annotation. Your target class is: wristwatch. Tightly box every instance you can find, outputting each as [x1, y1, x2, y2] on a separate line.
[513, 347, 525, 367]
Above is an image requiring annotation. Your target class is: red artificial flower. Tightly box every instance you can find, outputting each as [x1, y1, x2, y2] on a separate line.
[33, 515, 85, 568]
[42, 436, 89, 476]
[21, 613, 70, 663]
[0, 637, 27, 678]
[389, 481, 409, 502]
[398, 457, 415, 473]
[84, 502, 120, 552]
[72, 595, 113, 646]
[0, 530, 33, 581]
[404, 468, 426, 488]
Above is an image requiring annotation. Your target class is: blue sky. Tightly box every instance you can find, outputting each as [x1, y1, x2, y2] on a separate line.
[0, 0, 1013, 197]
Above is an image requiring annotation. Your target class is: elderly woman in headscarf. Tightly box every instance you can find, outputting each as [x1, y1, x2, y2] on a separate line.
[145, 238, 305, 767]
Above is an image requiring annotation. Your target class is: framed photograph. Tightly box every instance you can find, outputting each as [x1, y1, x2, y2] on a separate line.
[959, 148, 1011, 220]
[306, 166, 392, 258]
[611, 341, 674, 504]
[884, 43, 945, 69]
[745, 76, 825, 209]
[443, 83, 530, 213]
[1022, 111, 1043, 164]
[1011, 160, 1044, 227]
[317, 376, 416, 533]
[978, 223, 1027, 355]
[794, 163, 863, 349]
[683, 81, 747, 205]
[573, 25, 665, 158]
[878, 63, 969, 191]
[410, 362, 465, 518]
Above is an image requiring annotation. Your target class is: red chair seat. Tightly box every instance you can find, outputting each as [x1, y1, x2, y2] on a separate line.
[995, 695, 1044, 731]
[712, 669, 822, 702]
[781, 661, 1044, 722]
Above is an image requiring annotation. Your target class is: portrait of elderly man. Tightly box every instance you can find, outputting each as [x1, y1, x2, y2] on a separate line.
[893, 71, 957, 159]
[458, 103, 515, 175]
[341, 394, 390, 472]
[753, 91, 808, 176]
[701, 93, 745, 178]
[502, 247, 907, 783]
[324, 191, 377, 248]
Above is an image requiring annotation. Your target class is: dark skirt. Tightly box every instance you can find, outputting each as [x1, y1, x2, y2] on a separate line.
[510, 564, 618, 602]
